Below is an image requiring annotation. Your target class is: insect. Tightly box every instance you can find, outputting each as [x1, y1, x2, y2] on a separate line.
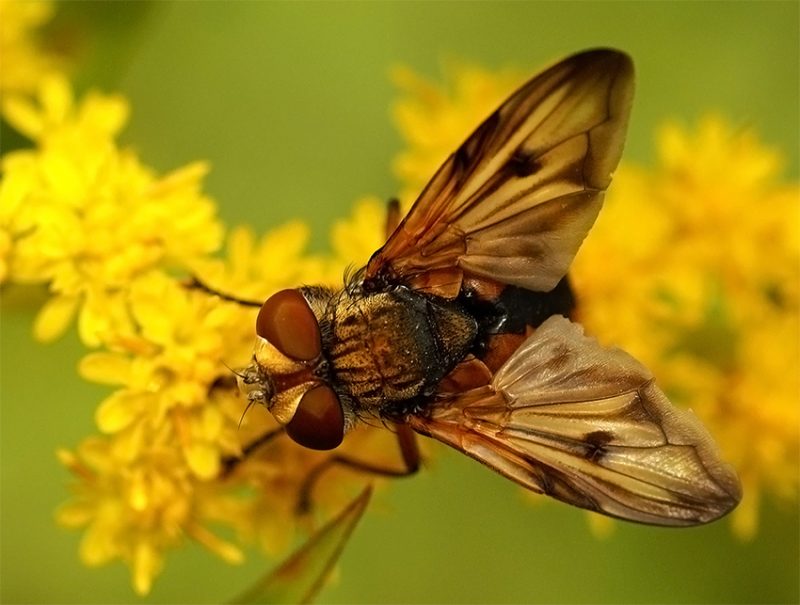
[227, 48, 741, 526]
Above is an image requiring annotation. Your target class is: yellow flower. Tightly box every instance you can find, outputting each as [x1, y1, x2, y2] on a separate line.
[55, 218, 402, 593]
[0, 76, 372, 592]
[0, 0, 60, 98]
[573, 116, 800, 538]
[79, 273, 250, 455]
[56, 269, 256, 592]
[57, 435, 244, 596]
[0, 75, 223, 345]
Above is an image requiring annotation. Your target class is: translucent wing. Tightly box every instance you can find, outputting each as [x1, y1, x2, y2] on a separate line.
[406, 316, 742, 526]
[365, 49, 634, 297]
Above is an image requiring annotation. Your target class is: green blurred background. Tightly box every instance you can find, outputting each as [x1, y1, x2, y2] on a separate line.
[1, 1, 798, 603]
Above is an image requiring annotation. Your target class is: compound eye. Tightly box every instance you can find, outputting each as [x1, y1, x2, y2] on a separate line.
[256, 289, 321, 361]
[286, 385, 344, 450]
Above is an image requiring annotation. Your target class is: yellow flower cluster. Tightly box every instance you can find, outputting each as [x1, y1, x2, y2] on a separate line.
[392, 64, 799, 539]
[573, 116, 800, 539]
[1, 71, 399, 592]
[1, 76, 222, 345]
[1, 77, 232, 593]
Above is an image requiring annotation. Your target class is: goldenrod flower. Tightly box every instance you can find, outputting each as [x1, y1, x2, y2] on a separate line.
[0, 0, 59, 98]
[53, 215, 399, 593]
[0, 75, 367, 593]
[390, 65, 799, 539]
[0, 76, 223, 345]
[79, 273, 250, 466]
[573, 116, 800, 539]
[56, 269, 254, 593]
[57, 434, 245, 596]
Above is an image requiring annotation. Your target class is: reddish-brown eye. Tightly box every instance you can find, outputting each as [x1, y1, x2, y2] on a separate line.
[256, 289, 321, 361]
[286, 385, 344, 450]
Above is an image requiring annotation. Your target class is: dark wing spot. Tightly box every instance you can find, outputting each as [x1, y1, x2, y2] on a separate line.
[583, 430, 614, 462]
[539, 465, 601, 511]
[454, 145, 471, 174]
[454, 110, 501, 175]
[507, 149, 540, 177]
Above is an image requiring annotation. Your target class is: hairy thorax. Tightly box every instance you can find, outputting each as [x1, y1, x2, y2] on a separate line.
[326, 287, 477, 414]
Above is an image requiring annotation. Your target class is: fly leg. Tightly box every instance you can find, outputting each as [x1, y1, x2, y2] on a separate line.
[296, 423, 420, 514]
[220, 423, 421, 515]
[220, 426, 286, 476]
[187, 197, 401, 309]
[184, 276, 263, 308]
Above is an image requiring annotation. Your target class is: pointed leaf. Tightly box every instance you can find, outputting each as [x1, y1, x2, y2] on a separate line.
[231, 486, 372, 605]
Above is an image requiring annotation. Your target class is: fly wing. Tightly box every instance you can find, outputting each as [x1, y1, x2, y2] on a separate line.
[365, 49, 634, 297]
[406, 316, 742, 526]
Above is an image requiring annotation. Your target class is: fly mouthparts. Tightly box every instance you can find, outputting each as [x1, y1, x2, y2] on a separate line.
[236, 361, 274, 408]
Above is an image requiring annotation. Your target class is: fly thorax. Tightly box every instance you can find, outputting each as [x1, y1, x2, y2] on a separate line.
[328, 287, 478, 411]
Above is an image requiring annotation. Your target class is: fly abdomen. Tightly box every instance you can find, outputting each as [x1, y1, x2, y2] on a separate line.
[460, 277, 575, 339]
[452, 276, 575, 371]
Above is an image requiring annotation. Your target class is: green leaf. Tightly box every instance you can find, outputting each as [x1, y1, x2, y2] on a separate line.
[230, 486, 373, 604]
